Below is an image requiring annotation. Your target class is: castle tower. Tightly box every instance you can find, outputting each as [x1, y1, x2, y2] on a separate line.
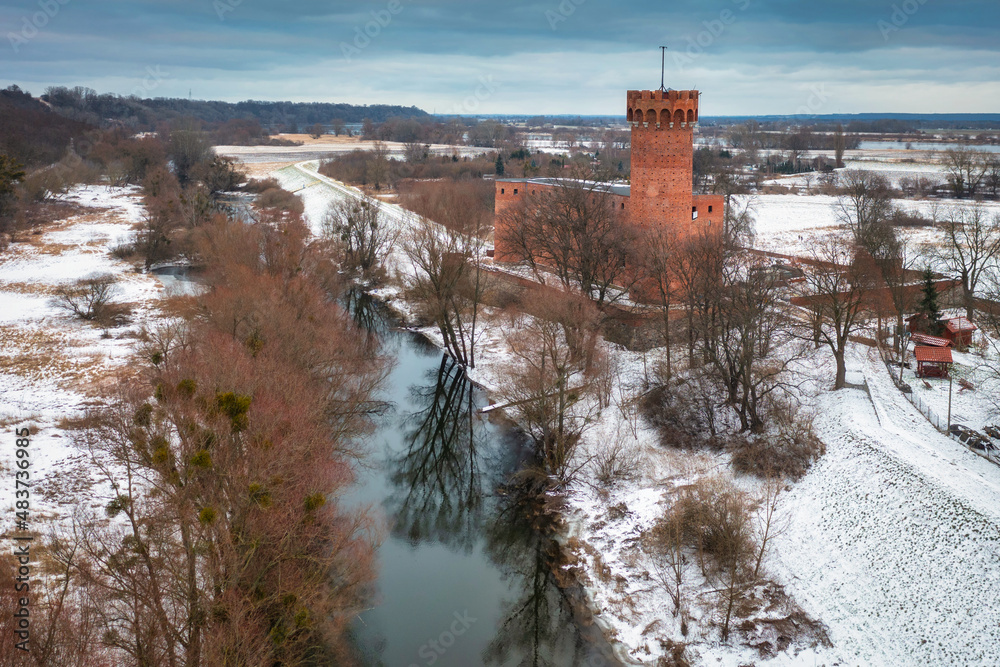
[626, 89, 700, 231]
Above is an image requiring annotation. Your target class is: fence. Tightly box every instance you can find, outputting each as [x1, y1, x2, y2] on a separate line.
[877, 343, 1000, 466]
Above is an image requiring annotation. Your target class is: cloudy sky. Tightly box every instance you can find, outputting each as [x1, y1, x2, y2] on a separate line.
[1, 0, 998, 116]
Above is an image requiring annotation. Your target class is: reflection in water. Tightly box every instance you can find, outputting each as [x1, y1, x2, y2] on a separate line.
[484, 486, 616, 667]
[345, 289, 387, 344]
[388, 355, 487, 551]
[348, 294, 618, 666]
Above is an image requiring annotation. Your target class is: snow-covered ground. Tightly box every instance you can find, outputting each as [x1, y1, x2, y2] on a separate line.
[765, 160, 950, 190]
[772, 345, 1000, 666]
[0, 185, 176, 523]
[245, 154, 1000, 666]
[749, 193, 1000, 261]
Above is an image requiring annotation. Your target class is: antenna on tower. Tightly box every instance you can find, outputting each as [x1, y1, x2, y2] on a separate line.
[659, 46, 669, 92]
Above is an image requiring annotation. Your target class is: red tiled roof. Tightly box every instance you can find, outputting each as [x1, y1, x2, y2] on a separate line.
[914, 346, 953, 364]
[944, 317, 977, 333]
[910, 333, 952, 347]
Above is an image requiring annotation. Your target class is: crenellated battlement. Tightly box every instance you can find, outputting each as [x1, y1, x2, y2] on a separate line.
[626, 89, 699, 128]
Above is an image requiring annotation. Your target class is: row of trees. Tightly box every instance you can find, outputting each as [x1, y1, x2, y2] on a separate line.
[1, 193, 388, 665]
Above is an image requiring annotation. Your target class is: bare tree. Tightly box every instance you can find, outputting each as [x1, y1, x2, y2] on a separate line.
[937, 202, 1000, 319]
[404, 217, 489, 368]
[496, 177, 637, 306]
[53, 274, 120, 323]
[366, 141, 390, 190]
[715, 489, 755, 642]
[670, 229, 726, 366]
[986, 156, 1000, 199]
[321, 194, 397, 278]
[837, 169, 910, 350]
[753, 477, 784, 580]
[724, 195, 757, 248]
[705, 253, 799, 433]
[804, 235, 873, 389]
[646, 501, 686, 618]
[497, 293, 605, 485]
[642, 227, 679, 379]
[403, 140, 427, 165]
[833, 123, 847, 169]
[944, 147, 989, 199]
[836, 169, 895, 248]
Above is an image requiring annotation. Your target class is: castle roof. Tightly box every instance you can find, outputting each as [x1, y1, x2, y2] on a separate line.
[496, 177, 631, 197]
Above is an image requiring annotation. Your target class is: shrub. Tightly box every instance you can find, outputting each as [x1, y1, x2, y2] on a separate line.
[242, 177, 280, 194]
[591, 436, 641, 488]
[641, 381, 719, 450]
[110, 240, 138, 260]
[255, 187, 304, 216]
[53, 274, 126, 324]
[668, 478, 757, 573]
[730, 399, 824, 480]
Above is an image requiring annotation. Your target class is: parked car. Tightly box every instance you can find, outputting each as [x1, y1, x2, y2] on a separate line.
[949, 424, 968, 437]
[984, 425, 1000, 441]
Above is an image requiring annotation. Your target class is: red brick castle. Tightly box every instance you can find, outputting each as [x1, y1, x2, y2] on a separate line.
[494, 87, 724, 262]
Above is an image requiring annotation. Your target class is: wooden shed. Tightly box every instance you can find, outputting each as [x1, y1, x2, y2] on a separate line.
[914, 346, 953, 379]
[942, 317, 977, 348]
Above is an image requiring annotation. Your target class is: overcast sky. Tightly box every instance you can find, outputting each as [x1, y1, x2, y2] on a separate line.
[1, 0, 998, 116]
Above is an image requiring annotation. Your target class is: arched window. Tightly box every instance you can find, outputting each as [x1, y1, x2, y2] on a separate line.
[501, 188, 505, 194]
[674, 109, 685, 125]
[660, 108, 671, 125]
[645, 109, 657, 124]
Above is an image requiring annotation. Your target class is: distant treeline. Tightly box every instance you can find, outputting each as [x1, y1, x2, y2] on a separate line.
[704, 116, 1000, 132]
[33, 85, 430, 131]
[0, 86, 94, 168]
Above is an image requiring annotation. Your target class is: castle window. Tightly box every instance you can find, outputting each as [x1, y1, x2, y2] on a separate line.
[621, 203, 625, 210]
[501, 188, 505, 194]
[708, 206, 713, 213]
[692, 206, 698, 220]
[514, 188, 519, 195]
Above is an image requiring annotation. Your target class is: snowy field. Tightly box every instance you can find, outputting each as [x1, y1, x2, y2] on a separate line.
[0, 186, 178, 524]
[189, 151, 1000, 665]
[772, 346, 1000, 666]
[216, 141, 488, 164]
[748, 193, 1000, 261]
[259, 162, 1000, 666]
[766, 160, 950, 190]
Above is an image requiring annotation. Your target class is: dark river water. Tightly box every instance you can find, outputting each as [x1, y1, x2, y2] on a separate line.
[343, 293, 619, 667]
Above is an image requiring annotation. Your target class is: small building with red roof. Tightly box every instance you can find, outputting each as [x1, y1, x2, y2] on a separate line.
[914, 346, 953, 379]
[941, 317, 977, 348]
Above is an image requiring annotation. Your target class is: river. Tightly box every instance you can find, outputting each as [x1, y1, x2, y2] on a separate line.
[343, 293, 619, 667]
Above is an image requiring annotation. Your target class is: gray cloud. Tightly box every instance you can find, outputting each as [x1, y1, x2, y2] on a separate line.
[1, 0, 996, 114]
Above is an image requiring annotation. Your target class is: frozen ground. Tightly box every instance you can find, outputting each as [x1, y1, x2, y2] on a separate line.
[771, 345, 1000, 666]
[747, 193, 1000, 261]
[0, 185, 176, 524]
[765, 160, 950, 190]
[216, 140, 487, 164]
[255, 158, 1000, 665]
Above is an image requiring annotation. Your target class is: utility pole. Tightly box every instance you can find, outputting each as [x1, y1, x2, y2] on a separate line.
[947, 372, 953, 433]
